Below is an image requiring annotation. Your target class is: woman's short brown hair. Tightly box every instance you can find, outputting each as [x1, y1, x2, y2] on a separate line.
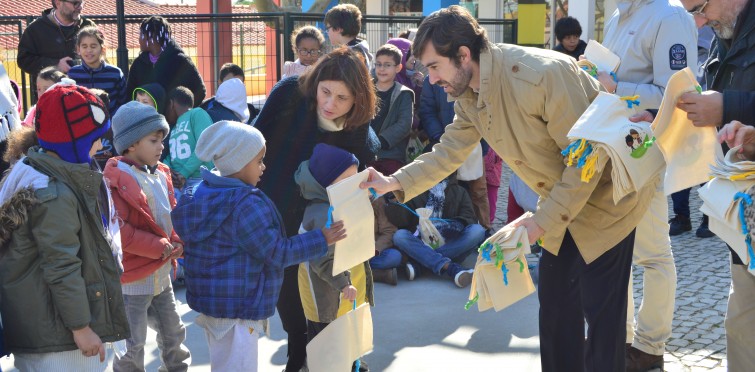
[298, 47, 376, 129]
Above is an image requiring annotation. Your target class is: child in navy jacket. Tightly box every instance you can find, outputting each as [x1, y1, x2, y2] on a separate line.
[171, 121, 346, 371]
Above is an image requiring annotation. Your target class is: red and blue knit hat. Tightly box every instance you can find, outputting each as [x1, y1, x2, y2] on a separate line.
[35, 85, 111, 164]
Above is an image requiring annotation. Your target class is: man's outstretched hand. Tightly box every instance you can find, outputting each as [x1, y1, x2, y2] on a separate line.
[359, 167, 403, 195]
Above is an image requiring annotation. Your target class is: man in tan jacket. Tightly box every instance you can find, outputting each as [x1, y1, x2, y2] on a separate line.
[361, 5, 657, 371]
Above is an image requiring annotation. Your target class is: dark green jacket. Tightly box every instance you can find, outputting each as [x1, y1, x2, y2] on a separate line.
[0, 150, 129, 354]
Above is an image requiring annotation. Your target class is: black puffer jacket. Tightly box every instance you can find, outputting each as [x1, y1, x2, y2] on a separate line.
[705, 0, 755, 265]
[705, 0, 755, 126]
[126, 42, 206, 107]
[384, 174, 478, 231]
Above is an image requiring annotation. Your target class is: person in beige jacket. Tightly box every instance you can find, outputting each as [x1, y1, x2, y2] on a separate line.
[361, 6, 657, 372]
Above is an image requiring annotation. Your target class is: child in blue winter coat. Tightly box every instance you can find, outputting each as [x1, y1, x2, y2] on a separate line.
[171, 121, 346, 371]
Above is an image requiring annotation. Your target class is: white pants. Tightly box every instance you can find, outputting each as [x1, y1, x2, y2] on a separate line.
[725, 262, 755, 371]
[203, 321, 259, 372]
[15, 347, 115, 372]
[626, 188, 677, 355]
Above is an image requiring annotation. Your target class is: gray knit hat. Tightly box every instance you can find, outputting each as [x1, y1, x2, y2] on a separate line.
[112, 101, 170, 154]
[196, 120, 265, 176]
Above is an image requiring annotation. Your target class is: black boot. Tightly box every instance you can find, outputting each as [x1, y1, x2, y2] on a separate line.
[372, 268, 398, 286]
[668, 214, 692, 236]
[696, 215, 715, 238]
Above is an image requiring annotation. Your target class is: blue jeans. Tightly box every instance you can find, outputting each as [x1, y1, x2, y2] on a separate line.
[369, 248, 402, 270]
[393, 224, 486, 275]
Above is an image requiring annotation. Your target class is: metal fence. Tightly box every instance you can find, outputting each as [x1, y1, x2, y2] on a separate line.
[0, 13, 517, 113]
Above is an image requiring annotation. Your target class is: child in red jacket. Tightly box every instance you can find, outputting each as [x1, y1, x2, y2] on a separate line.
[103, 101, 191, 371]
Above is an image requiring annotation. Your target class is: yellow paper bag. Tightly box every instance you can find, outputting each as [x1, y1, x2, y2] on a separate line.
[306, 303, 374, 372]
[651, 68, 723, 194]
[326, 170, 376, 276]
[466, 218, 535, 312]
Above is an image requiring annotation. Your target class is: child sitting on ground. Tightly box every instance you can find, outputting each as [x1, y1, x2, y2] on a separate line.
[171, 121, 344, 371]
[104, 101, 191, 371]
[294, 143, 373, 370]
[369, 44, 414, 175]
[385, 173, 485, 288]
[369, 194, 402, 285]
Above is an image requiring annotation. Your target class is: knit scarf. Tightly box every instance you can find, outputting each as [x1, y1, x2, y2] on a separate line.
[317, 114, 346, 132]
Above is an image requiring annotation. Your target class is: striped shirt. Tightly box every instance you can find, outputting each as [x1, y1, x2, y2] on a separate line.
[68, 62, 127, 114]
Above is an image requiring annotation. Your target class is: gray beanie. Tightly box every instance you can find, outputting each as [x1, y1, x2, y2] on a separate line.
[112, 101, 170, 154]
[196, 120, 265, 176]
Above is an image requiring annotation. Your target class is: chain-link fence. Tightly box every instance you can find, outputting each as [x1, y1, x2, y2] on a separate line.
[0, 13, 516, 113]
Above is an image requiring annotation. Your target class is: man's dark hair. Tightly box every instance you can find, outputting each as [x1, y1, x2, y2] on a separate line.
[219, 63, 244, 82]
[412, 5, 488, 65]
[168, 86, 194, 108]
[324, 4, 362, 38]
[555, 17, 583, 42]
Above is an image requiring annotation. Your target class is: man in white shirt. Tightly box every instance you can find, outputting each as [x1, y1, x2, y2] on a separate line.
[597, 1, 697, 371]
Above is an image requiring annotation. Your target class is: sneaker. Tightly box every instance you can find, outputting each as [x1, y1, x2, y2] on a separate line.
[404, 262, 416, 281]
[696, 215, 715, 238]
[625, 346, 663, 372]
[454, 269, 473, 288]
[668, 214, 692, 236]
[372, 268, 398, 286]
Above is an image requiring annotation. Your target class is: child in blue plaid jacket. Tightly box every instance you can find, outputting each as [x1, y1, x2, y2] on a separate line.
[171, 121, 346, 371]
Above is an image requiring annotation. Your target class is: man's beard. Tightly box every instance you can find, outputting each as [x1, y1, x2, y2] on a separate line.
[710, 20, 735, 39]
[437, 65, 472, 98]
[60, 9, 81, 22]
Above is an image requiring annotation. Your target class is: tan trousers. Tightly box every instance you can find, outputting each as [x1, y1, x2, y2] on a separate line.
[627, 188, 677, 355]
[726, 262, 755, 371]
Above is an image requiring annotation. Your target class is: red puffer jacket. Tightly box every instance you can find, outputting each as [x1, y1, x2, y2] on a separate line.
[103, 156, 182, 283]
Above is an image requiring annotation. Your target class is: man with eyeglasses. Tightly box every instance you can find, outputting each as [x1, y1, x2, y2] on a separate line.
[596, 2, 697, 371]
[18, 0, 94, 99]
[676, 0, 755, 370]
